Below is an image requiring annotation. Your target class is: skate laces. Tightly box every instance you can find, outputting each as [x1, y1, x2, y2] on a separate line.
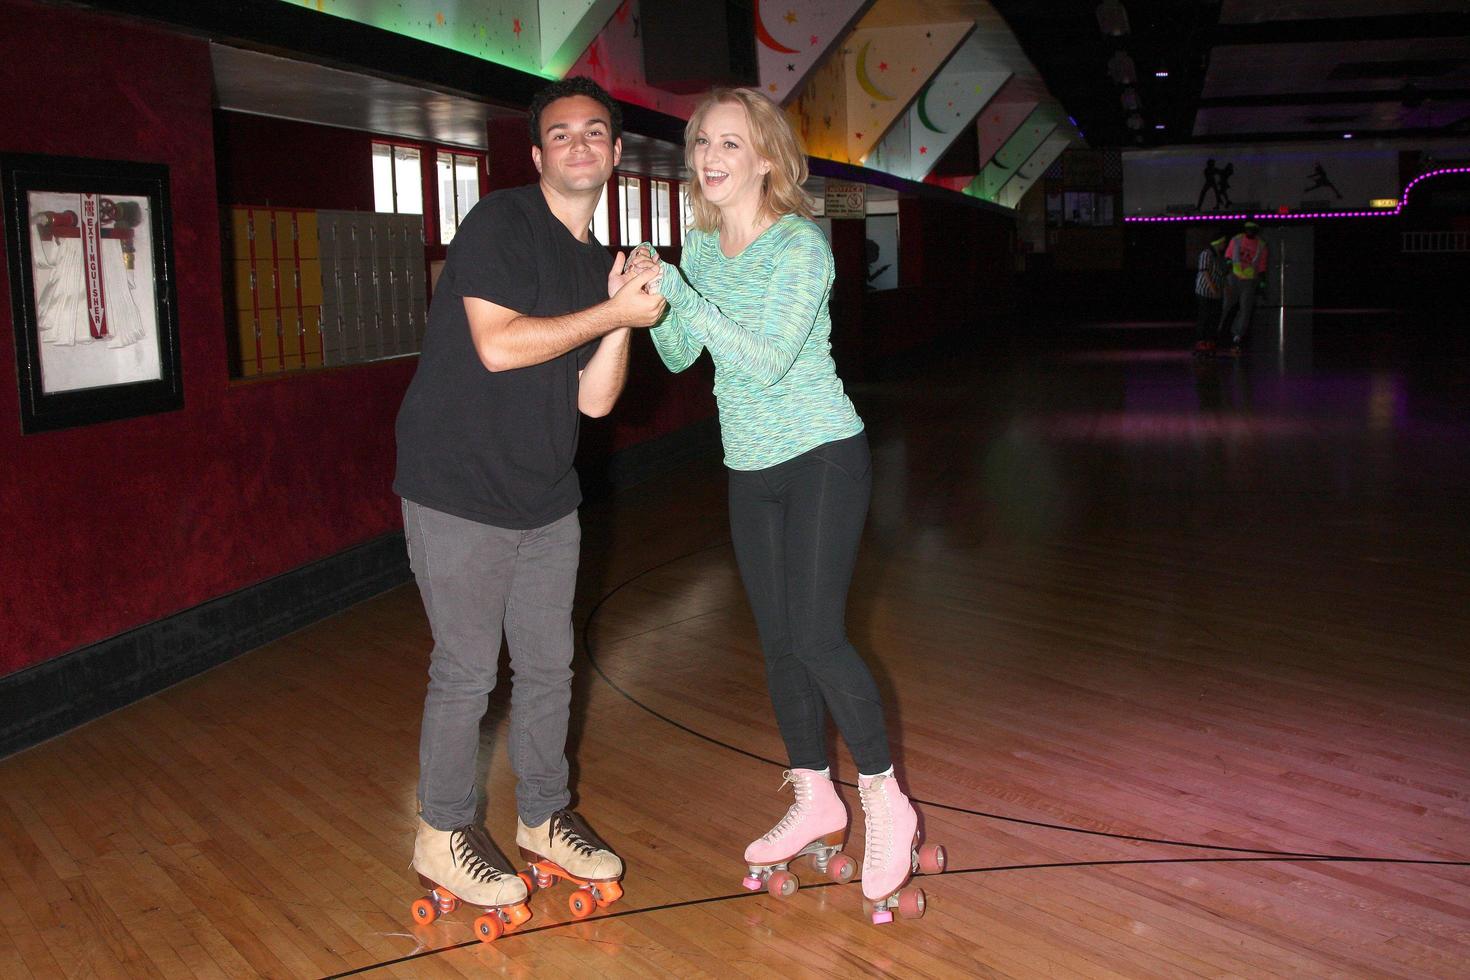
[760, 770, 813, 843]
[551, 810, 605, 859]
[451, 826, 512, 884]
[860, 776, 892, 867]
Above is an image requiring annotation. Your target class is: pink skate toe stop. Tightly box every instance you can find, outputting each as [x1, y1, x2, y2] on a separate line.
[872, 908, 894, 925]
[742, 875, 763, 891]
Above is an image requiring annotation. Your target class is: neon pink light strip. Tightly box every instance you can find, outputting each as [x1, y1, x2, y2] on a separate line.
[1123, 167, 1470, 223]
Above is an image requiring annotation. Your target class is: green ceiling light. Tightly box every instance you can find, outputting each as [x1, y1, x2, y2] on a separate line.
[272, 0, 557, 79]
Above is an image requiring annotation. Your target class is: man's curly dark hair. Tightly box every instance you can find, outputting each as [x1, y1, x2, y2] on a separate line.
[527, 76, 623, 147]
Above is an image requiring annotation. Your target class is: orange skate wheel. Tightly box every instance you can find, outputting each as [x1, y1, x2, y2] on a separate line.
[595, 880, 623, 906]
[918, 843, 947, 875]
[503, 902, 533, 931]
[827, 854, 856, 884]
[474, 913, 504, 943]
[410, 897, 437, 925]
[568, 889, 594, 918]
[897, 887, 926, 920]
[766, 870, 798, 898]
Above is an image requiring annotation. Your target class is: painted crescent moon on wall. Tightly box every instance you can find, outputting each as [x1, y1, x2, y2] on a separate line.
[855, 41, 894, 101]
[915, 82, 945, 133]
[755, 0, 799, 54]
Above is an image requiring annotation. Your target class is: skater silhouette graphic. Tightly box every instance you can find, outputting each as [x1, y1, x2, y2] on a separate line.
[1303, 162, 1342, 199]
[1196, 158, 1221, 210]
[1215, 163, 1235, 208]
[1197, 159, 1235, 210]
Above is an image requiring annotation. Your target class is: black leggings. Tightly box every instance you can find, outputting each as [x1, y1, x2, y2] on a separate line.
[727, 431, 891, 775]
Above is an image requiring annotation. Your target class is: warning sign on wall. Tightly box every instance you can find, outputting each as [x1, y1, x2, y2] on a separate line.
[823, 180, 867, 218]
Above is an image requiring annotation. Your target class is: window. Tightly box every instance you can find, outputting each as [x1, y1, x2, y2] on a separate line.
[617, 175, 642, 246]
[591, 182, 610, 245]
[677, 182, 693, 233]
[436, 152, 482, 244]
[651, 180, 673, 247]
[372, 142, 423, 215]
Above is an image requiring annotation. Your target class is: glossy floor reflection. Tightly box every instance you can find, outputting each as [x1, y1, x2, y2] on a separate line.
[1, 311, 1467, 978]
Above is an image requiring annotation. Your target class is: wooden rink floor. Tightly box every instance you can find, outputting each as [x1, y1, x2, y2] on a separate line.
[3, 313, 1469, 978]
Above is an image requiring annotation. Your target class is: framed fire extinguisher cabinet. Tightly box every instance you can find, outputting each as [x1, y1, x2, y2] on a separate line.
[3, 153, 183, 434]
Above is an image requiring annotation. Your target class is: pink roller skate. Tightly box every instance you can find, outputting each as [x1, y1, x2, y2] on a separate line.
[859, 772, 946, 924]
[742, 769, 857, 897]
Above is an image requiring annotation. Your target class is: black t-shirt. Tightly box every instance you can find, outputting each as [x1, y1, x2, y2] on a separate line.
[394, 183, 612, 529]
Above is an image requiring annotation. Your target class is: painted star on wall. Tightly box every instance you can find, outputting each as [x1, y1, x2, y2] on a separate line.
[785, 10, 798, 23]
[512, 18, 521, 36]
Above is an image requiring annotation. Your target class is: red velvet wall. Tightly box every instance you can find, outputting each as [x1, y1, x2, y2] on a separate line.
[0, 0, 415, 676]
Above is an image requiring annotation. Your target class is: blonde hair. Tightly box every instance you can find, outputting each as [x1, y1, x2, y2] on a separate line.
[683, 88, 814, 234]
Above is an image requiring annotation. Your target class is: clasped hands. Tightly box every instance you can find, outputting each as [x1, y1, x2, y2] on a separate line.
[606, 243, 667, 327]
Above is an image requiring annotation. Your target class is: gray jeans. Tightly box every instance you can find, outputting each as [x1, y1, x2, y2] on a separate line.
[402, 498, 580, 830]
[1219, 275, 1258, 344]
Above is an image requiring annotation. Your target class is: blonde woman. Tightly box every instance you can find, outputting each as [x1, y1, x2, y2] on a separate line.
[644, 88, 943, 923]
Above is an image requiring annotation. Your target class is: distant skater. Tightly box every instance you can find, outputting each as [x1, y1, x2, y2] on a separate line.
[1217, 221, 1268, 355]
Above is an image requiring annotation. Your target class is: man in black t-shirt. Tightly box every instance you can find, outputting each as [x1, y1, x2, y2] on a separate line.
[394, 77, 664, 921]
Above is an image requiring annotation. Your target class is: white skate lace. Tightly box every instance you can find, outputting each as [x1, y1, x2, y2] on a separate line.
[759, 770, 810, 843]
[860, 776, 891, 869]
[452, 827, 512, 884]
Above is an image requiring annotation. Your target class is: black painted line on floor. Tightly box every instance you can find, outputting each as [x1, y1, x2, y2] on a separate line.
[321, 856, 1470, 978]
[580, 542, 1356, 861]
[324, 541, 1470, 978]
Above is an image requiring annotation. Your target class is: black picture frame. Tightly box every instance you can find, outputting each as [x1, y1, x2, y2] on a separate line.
[3, 154, 183, 434]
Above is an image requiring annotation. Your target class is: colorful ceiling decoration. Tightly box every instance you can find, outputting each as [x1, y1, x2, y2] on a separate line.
[840, 22, 973, 164]
[967, 103, 1065, 202]
[866, 32, 1012, 182]
[993, 129, 1072, 209]
[565, 0, 702, 119]
[540, 0, 624, 78]
[277, 0, 620, 78]
[976, 77, 1045, 171]
[755, 0, 869, 106]
[278, 0, 1079, 211]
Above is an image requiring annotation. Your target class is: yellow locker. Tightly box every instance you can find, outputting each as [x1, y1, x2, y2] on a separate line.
[295, 212, 319, 259]
[257, 308, 282, 373]
[237, 311, 260, 376]
[297, 258, 323, 307]
[250, 212, 274, 261]
[254, 259, 277, 308]
[282, 309, 304, 371]
[229, 209, 253, 255]
[233, 260, 256, 312]
[274, 209, 295, 257]
[277, 260, 300, 309]
[302, 307, 323, 368]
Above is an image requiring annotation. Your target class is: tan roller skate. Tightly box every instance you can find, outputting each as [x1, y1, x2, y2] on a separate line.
[517, 809, 625, 919]
[409, 820, 533, 942]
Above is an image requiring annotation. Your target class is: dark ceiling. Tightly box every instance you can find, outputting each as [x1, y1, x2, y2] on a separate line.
[989, 0, 1470, 147]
